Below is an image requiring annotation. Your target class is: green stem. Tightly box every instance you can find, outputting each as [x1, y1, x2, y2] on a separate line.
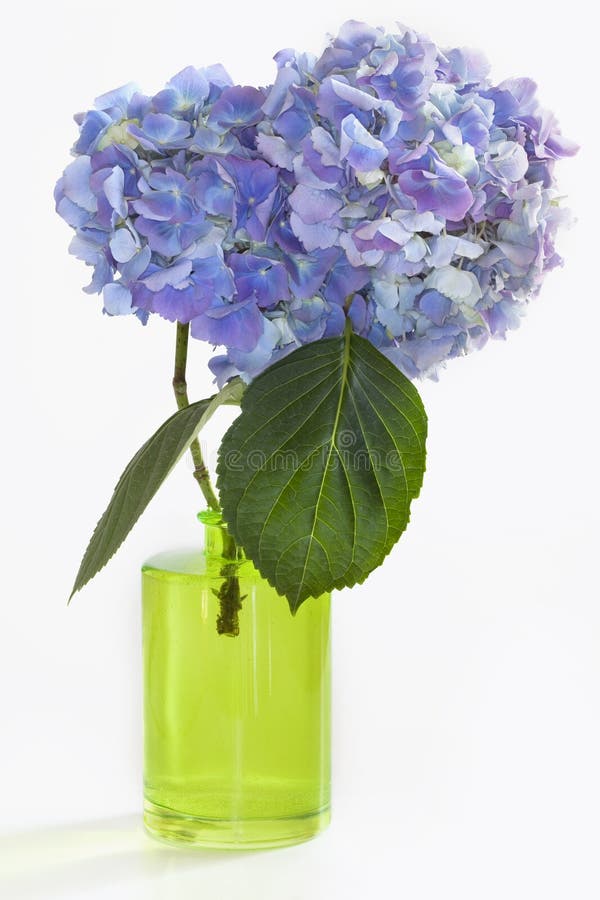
[215, 530, 245, 637]
[173, 322, 220, 511]
[172, 322, 244, 636]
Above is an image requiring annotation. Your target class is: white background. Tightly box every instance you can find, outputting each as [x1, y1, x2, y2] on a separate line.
[1, 1, 597, 897]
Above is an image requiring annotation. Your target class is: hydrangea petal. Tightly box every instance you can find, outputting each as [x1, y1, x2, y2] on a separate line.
[110, 228, 137, 263]
[103, 282, 133, 315]
[339, 115, 387, 171]
[424, 266, 482, 306]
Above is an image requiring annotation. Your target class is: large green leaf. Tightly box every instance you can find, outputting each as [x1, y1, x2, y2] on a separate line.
[70, 378, 244, 599]
[217, 327, 427, 612]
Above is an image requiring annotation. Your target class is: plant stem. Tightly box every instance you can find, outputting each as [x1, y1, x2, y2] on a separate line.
[172, 322, 243, 636]
[214, 533, 245, 637]
[172, 322, 220, 511]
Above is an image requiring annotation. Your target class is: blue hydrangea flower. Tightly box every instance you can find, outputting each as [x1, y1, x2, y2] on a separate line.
[55, 21, 577, 384]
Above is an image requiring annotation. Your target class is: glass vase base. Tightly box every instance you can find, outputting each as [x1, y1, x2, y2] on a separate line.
[143, 799, 331, 850]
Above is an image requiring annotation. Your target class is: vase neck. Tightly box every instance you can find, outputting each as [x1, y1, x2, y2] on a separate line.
[204, 523, 228, 557]
[198, 510, 244, 561]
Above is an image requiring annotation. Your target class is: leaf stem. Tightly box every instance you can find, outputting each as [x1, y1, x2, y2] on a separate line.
[173, 322, 220, 511]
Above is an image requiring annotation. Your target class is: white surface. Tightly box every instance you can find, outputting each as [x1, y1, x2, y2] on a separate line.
[1, 1, 597, 897]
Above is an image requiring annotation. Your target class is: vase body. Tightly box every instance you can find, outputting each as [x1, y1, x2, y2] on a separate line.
[141, 521, 331, 849]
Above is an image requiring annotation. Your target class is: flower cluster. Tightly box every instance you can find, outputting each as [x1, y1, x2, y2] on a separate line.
[55, 20, 577, 382]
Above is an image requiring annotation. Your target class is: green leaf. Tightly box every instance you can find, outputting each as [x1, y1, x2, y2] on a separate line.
[217, 327, 427, 612]
[70, 378, 244, 600]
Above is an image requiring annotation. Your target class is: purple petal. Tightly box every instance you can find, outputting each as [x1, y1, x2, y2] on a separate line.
[419, 289, 454, 325]
[396, 162, 473, 221]
[191, 298, 264, 351]
[288, 183, 342, 224]
[208, 86, 264, 131]
[285, 248, 339, 299]
[141, 259, 192, 291]
[289, 214, 340, 251]
[256, 133, 296, 170]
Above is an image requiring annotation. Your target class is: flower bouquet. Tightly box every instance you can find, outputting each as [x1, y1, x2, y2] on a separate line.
[55, 20, 576, 847]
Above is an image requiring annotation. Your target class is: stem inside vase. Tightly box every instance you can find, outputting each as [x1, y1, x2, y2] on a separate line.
[173, 322, 244, 636]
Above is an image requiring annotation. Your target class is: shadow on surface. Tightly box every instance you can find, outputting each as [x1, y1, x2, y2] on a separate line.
[0, 813, 253, 898]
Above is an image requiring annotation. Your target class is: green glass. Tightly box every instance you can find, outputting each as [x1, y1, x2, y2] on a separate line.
[141, 520, 331, 849]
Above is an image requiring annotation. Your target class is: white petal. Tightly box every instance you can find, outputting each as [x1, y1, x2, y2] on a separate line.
[425, 266, 482, 306]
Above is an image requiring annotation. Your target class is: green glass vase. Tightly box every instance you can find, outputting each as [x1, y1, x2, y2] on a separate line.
[141, 517, 331, 849]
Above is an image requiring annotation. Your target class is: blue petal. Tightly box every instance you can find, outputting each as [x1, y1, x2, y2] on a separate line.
[208, 86, 264, 132]
[61, 157, 96, 212]
[154, 67, 209, 113]
[103, 282, 133, 315]
[109, 228, 137, 262]
[103, 167, 127, 218]
[339, 115, 387, 171]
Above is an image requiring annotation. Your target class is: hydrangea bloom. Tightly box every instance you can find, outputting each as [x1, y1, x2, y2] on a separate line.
[55, 21, 577, 383]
